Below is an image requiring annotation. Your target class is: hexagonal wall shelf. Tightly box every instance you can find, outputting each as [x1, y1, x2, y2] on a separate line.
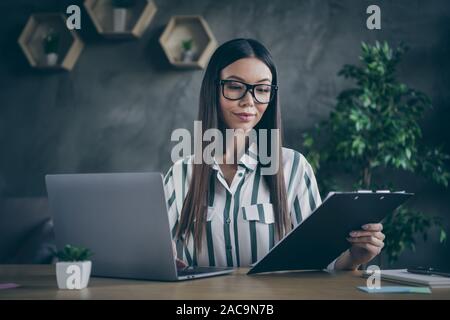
[18, 13, 84, 71]
[84, 0, 157, 38]
[159, 15, 217, 69]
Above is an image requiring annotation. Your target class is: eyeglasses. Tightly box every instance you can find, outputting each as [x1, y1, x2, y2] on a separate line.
[218, 79, 278, 104]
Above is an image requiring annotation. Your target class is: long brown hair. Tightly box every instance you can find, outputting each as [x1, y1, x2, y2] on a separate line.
[176, 38, 289, 251]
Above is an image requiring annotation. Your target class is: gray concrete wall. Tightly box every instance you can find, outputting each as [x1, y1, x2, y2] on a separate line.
[1, 0, 449, 267]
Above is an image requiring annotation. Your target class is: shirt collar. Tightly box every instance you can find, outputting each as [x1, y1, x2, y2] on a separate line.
[211, 142, 258, 172]
[237, 142, 258, 172]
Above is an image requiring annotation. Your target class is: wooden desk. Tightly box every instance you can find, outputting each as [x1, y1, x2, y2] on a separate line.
[1, 265, 449, 300]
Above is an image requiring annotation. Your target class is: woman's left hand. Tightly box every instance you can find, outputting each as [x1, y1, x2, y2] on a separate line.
[346, 223, 385, 267]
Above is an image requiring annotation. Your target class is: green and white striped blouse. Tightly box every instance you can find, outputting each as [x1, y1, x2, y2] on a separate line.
[164, 143, 335, 269]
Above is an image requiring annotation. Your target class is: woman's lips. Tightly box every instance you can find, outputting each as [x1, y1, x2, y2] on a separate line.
[233, 112, 256, 122]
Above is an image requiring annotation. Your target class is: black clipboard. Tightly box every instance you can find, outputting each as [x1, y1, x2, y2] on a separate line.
[247, 191, 414, 275]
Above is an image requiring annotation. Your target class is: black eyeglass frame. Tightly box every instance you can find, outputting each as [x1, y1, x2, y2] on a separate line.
[218, 79, 278, 104]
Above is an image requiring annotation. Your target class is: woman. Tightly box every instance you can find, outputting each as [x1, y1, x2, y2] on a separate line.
[164, 38, 385, 270]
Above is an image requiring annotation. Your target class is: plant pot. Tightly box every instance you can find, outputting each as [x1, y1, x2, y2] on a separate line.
[46, 53, 58, 66]
[181, 49, 195, 62]
[113, 8, 127, 32]
[56, 261, 92, 290]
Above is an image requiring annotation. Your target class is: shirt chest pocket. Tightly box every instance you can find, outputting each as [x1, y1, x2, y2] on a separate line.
[241, 203, 275, 224]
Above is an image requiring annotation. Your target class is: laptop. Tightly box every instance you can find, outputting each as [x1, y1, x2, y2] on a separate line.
[45, 172, 234, 281]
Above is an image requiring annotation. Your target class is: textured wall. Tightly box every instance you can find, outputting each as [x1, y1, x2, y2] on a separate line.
[0, 0, 449, 266]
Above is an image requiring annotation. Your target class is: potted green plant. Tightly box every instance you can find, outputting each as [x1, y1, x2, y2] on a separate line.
[54, 244, 93, 290]
[112, 0, 136, 32]
[302, 41, 449, 267]
[181, 38, 195, 62]
[42, 28, 60, 66]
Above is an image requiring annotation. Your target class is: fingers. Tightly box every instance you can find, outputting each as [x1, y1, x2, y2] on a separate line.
[347, 223, 385, 264]
[347, 235, 385, 248]
[362, 223, 383, 232]
[349, 231, 385, 241]
[172, 241, 188, 269]
[176, 258, 188, 268]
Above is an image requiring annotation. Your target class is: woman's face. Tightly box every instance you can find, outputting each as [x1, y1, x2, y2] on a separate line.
[219, 57, 273, 132]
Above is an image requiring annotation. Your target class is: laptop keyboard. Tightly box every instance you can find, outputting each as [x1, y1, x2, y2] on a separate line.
[178, 266, 230, 276]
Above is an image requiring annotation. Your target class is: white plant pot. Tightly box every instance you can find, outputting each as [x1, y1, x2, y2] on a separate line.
[181, 49, 195, 62]
[56, 261, 92, 290]
[113, 8, 127, 32]
[46, 53, 58, 66]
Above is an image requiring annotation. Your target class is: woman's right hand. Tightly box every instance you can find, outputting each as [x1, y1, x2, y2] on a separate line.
[172, 240, 188, 269]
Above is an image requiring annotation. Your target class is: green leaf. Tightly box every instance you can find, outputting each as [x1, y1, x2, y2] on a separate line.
[299, 41, 450, 265]
[54, 244, 93, 262]
[440, 229, 447, 243]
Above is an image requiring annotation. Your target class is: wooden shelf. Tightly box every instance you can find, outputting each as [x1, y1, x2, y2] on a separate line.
[84, 0, 157, 38]
[18, 13, 84, 71]
[159, 15, 217, 69]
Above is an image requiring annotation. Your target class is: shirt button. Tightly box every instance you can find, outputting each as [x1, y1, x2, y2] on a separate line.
[238, 172, 243, 177]
[226, 218, 231, 224]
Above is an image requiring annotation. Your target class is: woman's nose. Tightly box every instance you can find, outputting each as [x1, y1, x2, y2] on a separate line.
[240, 90, 255, 107]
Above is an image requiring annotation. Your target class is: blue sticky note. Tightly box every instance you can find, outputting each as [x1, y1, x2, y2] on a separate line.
[357, 286, 431, 294]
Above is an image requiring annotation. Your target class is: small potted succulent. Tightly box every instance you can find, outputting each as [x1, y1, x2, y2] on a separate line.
[42, 28, 60, 66]
[181, 38, 195, 62]
[54, 245, 93, 290]
[112, 0, 136, 32]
